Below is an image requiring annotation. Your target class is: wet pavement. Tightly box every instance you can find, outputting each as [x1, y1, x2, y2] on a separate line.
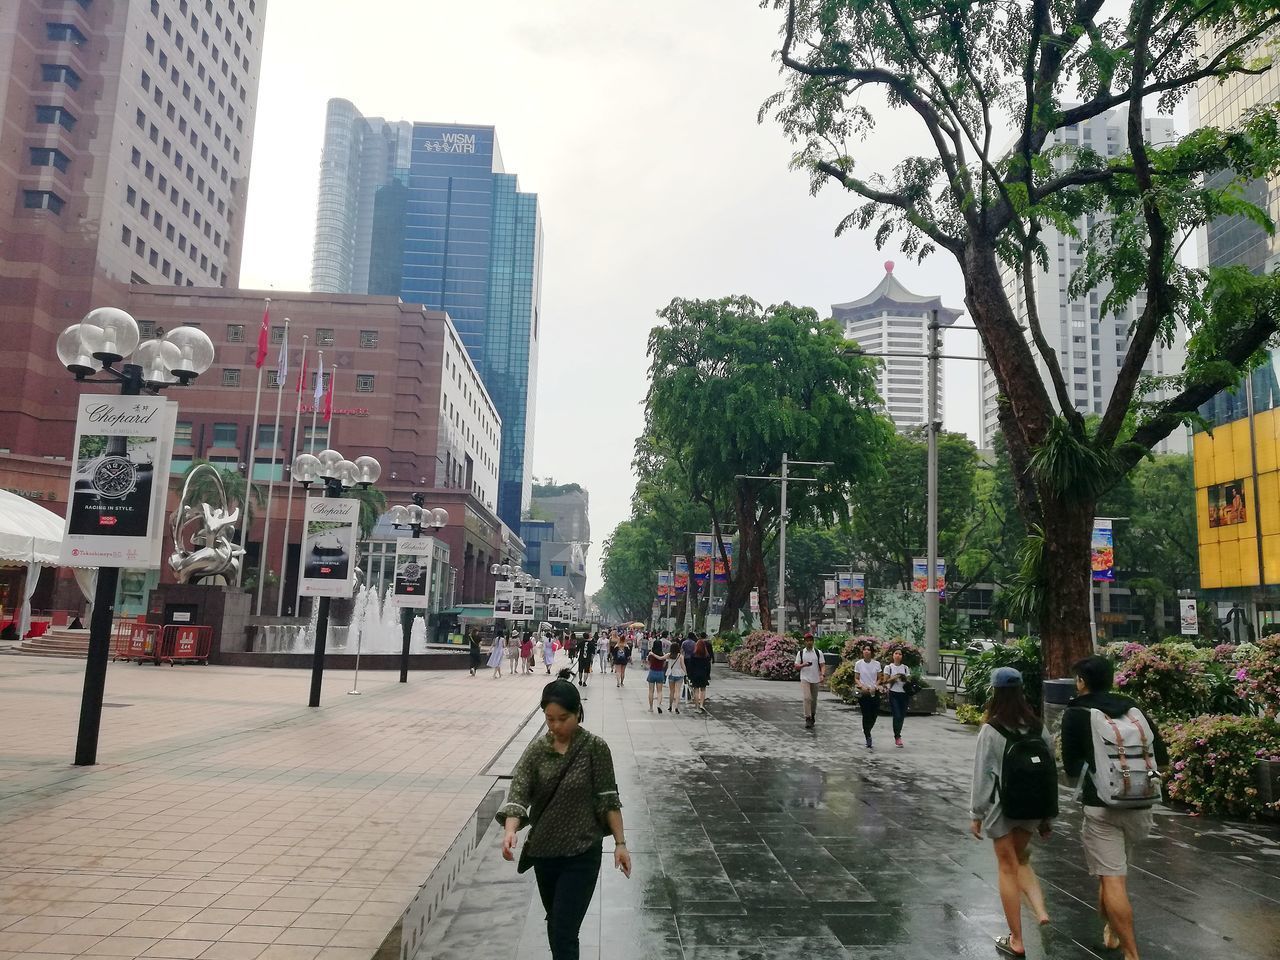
[422, 669, 1280, 960]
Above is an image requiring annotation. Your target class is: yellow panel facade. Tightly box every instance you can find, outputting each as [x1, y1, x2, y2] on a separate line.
[1231, 419, 1253, 484]
[1256, 409, 1279, 474]
[1261, 472, 1280, 537]
[1201, 541, 1222, 589]
[1264, 533, 1280, 585]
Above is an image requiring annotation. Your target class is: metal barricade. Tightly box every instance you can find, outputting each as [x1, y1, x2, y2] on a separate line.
[119, 623, 162, 664]
[939, 653, 966, 694]
[159, 624, 213, 665]
[110, 622, 134, 661]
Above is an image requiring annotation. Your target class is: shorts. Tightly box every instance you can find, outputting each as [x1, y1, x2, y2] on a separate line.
[646, 669, 666, 684]
[1082, 806, 1153, 876]
[668, 674, 685, 683]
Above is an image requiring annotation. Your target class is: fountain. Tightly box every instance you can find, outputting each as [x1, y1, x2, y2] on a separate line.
[252, 584, 435, 654]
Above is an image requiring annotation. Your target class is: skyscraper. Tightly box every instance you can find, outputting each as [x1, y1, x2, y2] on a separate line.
[0, 0, 267, 456]
[832, 262, 961, 431]
[980, 107, 1187, 453]
[309, 102, 543, 530]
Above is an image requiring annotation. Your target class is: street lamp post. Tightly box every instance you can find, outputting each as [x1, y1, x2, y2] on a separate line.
[388, 494, 449, 683]
[55, 308, 215, 765]
[290, 448, 380, 707]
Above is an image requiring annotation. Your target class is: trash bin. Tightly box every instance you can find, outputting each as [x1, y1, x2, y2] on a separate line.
[1042, 677, 1076, 739]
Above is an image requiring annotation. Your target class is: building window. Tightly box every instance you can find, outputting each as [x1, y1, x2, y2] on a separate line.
[22, 190, 65, 213]
[35, 105, 77, 130]
[550, 564, 567, 577]
[174, 421, 193, 445]
[256, 425, 279, 448]
[226, 323, 244, 342]
[303, 425, 328, 449]
[46, 22, 88, 45]
[267, 369, 282, 388]
[211, 422, 237, 446]
[269, 325, 284, 345]
[221, 368, 240, 387]
[355, 375, 374, 393]
[41, 63, 81, 89]
[316, 328, 334, 346]
[359, 330, 378, 349]
[29, 147, 70, 172]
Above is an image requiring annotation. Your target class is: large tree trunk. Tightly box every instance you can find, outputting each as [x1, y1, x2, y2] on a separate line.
[1039, 500, 1097, 678]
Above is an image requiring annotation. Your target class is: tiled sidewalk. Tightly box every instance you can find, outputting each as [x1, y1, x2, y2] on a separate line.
[423, 669, 1280, 960]
[0, 655, 552, 959]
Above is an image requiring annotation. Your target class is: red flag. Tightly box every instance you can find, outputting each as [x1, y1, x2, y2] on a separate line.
[254, 302, 270, 369]
[322, 368, 334, 423]
[295, 351, 307, 395]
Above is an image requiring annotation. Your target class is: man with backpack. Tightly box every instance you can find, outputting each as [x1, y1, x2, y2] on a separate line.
[1062, 656, 1168, 960]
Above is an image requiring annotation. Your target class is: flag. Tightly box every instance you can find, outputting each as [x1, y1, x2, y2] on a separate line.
[322, 367, 334, 423]
[276, 321, 289, 384]
[295, 349, 307, 395]
[313, 352, 324, 404]
[255, 302, 270, 368]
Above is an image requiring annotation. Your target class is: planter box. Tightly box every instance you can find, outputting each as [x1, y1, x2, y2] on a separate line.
[714, 651, 728, 664]
[821, 651, 842, 669]
[878, 686, 940, 716]
[1258, 759, 1280, 809]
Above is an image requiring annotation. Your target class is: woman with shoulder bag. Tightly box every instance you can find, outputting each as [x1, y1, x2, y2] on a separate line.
[883, 648, 913, 748]
[645, 638, 666, 712]
[499, 670, 632, 960]
[666, 639, 686, 714]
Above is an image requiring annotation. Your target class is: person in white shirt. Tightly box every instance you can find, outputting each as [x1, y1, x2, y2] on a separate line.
[853, 644, 884, 749]
[883, 647, 912, 748]
[794, 633, 826, 729]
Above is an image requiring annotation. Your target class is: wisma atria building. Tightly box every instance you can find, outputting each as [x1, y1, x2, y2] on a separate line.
[310, 101, 542, 531]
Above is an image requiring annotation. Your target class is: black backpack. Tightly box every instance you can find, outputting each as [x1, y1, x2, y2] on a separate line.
[992, 723, 1059, 821]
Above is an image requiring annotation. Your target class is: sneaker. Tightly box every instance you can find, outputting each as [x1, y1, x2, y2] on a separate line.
[658, 706, 663, 714]
[865, 738, 873, 749]
[804, 717, 814, 729]
[895, 737, 904, 748]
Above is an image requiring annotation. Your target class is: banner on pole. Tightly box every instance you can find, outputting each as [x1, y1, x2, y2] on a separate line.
[749, 589, 759, 614]
[851, 572, 866, 606]
[693, 535, 714, 586]
[299, 498, 359, 597]
[673, 556, 689, 595]
[911, 559, 946, 598]
[1091, 519, 1115, 582]
[1179, 598, 1198, 636]
[715, 540, 733, 584]
[493, 580, 514, 619]
[656, 570, 673, 599]
[61, 395, 176, 568]
[392, 537, 432, 608]
[823, 579, 836, 610]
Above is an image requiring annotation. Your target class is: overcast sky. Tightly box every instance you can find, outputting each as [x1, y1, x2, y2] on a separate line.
[238, 0, 983, 592]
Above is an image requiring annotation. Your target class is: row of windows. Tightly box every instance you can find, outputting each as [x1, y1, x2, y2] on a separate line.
[135, 74, 239, 219]
[149, 4, 250, 132]
[33, 23, 87, 214]
[121, 224, 195, 285]
[128, 143, 229, 252]
[122, 183, 221, 282]
[219, 368, 373, 393]
[177, 421, 328, 449]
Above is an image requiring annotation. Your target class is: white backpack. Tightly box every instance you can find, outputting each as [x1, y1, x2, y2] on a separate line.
[1083, 707, 1163, 807]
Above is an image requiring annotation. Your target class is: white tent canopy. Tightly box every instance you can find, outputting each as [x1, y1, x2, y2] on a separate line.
[0, 490, 95, 638]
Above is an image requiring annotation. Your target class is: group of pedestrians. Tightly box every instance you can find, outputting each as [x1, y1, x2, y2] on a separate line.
[471, 628, 564, 678]
[797, 636, 913, 746]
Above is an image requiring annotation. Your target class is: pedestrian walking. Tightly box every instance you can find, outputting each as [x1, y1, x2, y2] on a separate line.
[534, 635, 545, 674]
[488, 632, 506, 678]
[969, 667, 1056, 959]
[883, 648, 912, 747]
[794, 633, 825, 729]
[596, 631, 609, 675]
[507, 629, 522, 674]
[853, 644, 884, 748]
[544, 631, 557, 674]
[500, 669, 632, 960]
[575, 634, 593, 687]
[468, 629, 483, 676]
[646, 638, 666, 712]
[666, 638, 686, 714]
[686, 636, 712, 712]
[521, 633, 535, 675]
[1062, 656, 1168, 960]
[613, 635, 631, 687]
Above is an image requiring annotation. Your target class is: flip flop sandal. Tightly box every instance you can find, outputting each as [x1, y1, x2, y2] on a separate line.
[994, 935, 1026, 958]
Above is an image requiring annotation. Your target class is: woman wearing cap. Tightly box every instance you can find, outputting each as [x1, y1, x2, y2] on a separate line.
[500, 670, 632, 959]
[969, 666, 1054, 958]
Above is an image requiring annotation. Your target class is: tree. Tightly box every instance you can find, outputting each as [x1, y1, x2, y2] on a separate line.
[765, 0, 1280, 675]
[599, 518, 667, 623]
[351, 486, 388, 541]
[645, 296, 891, 631]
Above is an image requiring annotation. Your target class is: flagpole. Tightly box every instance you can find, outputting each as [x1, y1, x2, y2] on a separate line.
[277, 334, 307, 616]
[236, 297, 270, 588]
[296, 349, 323, 621]
[256, 317, 289, 615]
[310, 350, 322, 453]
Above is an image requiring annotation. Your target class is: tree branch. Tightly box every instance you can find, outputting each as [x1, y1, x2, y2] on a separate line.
[1021, 226, 1085, 432]
[814, 160, 964, 254]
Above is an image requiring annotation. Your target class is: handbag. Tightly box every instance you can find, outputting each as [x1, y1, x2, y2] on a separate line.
[517, 744, 584, 874]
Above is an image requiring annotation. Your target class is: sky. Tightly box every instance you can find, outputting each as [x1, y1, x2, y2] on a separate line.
[238, 0, 984, 593]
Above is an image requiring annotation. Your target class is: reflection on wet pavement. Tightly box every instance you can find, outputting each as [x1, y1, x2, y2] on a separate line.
[421, 672, 1280, 960]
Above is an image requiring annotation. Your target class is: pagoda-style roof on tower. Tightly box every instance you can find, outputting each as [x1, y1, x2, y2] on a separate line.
[832, 261, 963, 324]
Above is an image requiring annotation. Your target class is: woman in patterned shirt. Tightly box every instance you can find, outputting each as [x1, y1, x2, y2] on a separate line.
[500, 670, 632, 959]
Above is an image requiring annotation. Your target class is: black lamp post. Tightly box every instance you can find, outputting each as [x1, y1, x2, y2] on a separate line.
[388, 494, 449, 682]
[55, 308, 215, 766]
[290, 448, 381, 707]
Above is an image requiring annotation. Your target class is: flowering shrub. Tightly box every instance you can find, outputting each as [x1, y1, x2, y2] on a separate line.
[1236, 636, 1280, 715]
[1114, 646, 1208, 722]
[1158, 641, 1213, 663]
[828, 660, 858, 702]
[711, 631, 742, 655]
[1212, 644, 1239, 663]
[840, 634, 884, 660]
[955, 703, 984, 726]
[1165, 714, 1280, 818]
[727, 631, 800, 681]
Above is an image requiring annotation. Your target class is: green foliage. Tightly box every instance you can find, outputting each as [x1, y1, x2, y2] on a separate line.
[351, 486, 388, 541]
[1166, 715, 1280, 818]
[962, 638, 1044, 712]
[828, 659, 858, 703]
[955, 703, 984, 726]
[712, 631, 743, 654]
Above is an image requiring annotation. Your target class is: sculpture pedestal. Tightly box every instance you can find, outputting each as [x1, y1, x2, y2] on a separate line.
[147, 584, 253, 662]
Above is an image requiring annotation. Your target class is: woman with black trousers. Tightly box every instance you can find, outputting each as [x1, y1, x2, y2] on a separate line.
[500, 671, 632, 959]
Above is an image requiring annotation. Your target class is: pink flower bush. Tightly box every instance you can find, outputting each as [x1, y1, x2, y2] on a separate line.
[840, 634, 884, 660]
[728, 631, 800, 681]
[1113, 645, 1207, 722]
[1213, 643, 1239, 663]
[1235, 636, 1280, 715]
[1166, 714, 1280, 818]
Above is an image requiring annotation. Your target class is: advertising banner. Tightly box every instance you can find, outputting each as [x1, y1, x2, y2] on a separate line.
[656, 570, 673, 599]
[512, 586, 534, 619]
[493, 580, 514, 619]
[715, 540, 733, 584]
[824, 579, 836, 610]
[749, 589, 759, 614]
[392, 537, 432, 608]
[1091, 519, 1115, 582]
[299, 498, 359, 597]
[693, 535, 714, 587]
[548, 596, 562, 622]
[673, 556, 689, 595]
[911, 559, 946, 598]
[1179, 598, 1199, 636]
[850, 572, 866, 606]
[60, 395, 176, 568]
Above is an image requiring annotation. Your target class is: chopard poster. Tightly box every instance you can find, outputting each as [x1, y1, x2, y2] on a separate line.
[392, 537, 432, 608]
[61, 395, 176, 568]
[299, 498, 359, 597]
[493, 580, 514, 619]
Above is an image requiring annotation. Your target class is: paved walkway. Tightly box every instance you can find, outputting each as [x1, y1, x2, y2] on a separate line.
[423, 669, 1280, 960]
[0, 655, 556, 959]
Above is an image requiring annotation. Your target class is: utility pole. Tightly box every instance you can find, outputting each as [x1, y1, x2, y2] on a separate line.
[925, 309, 941, 674]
